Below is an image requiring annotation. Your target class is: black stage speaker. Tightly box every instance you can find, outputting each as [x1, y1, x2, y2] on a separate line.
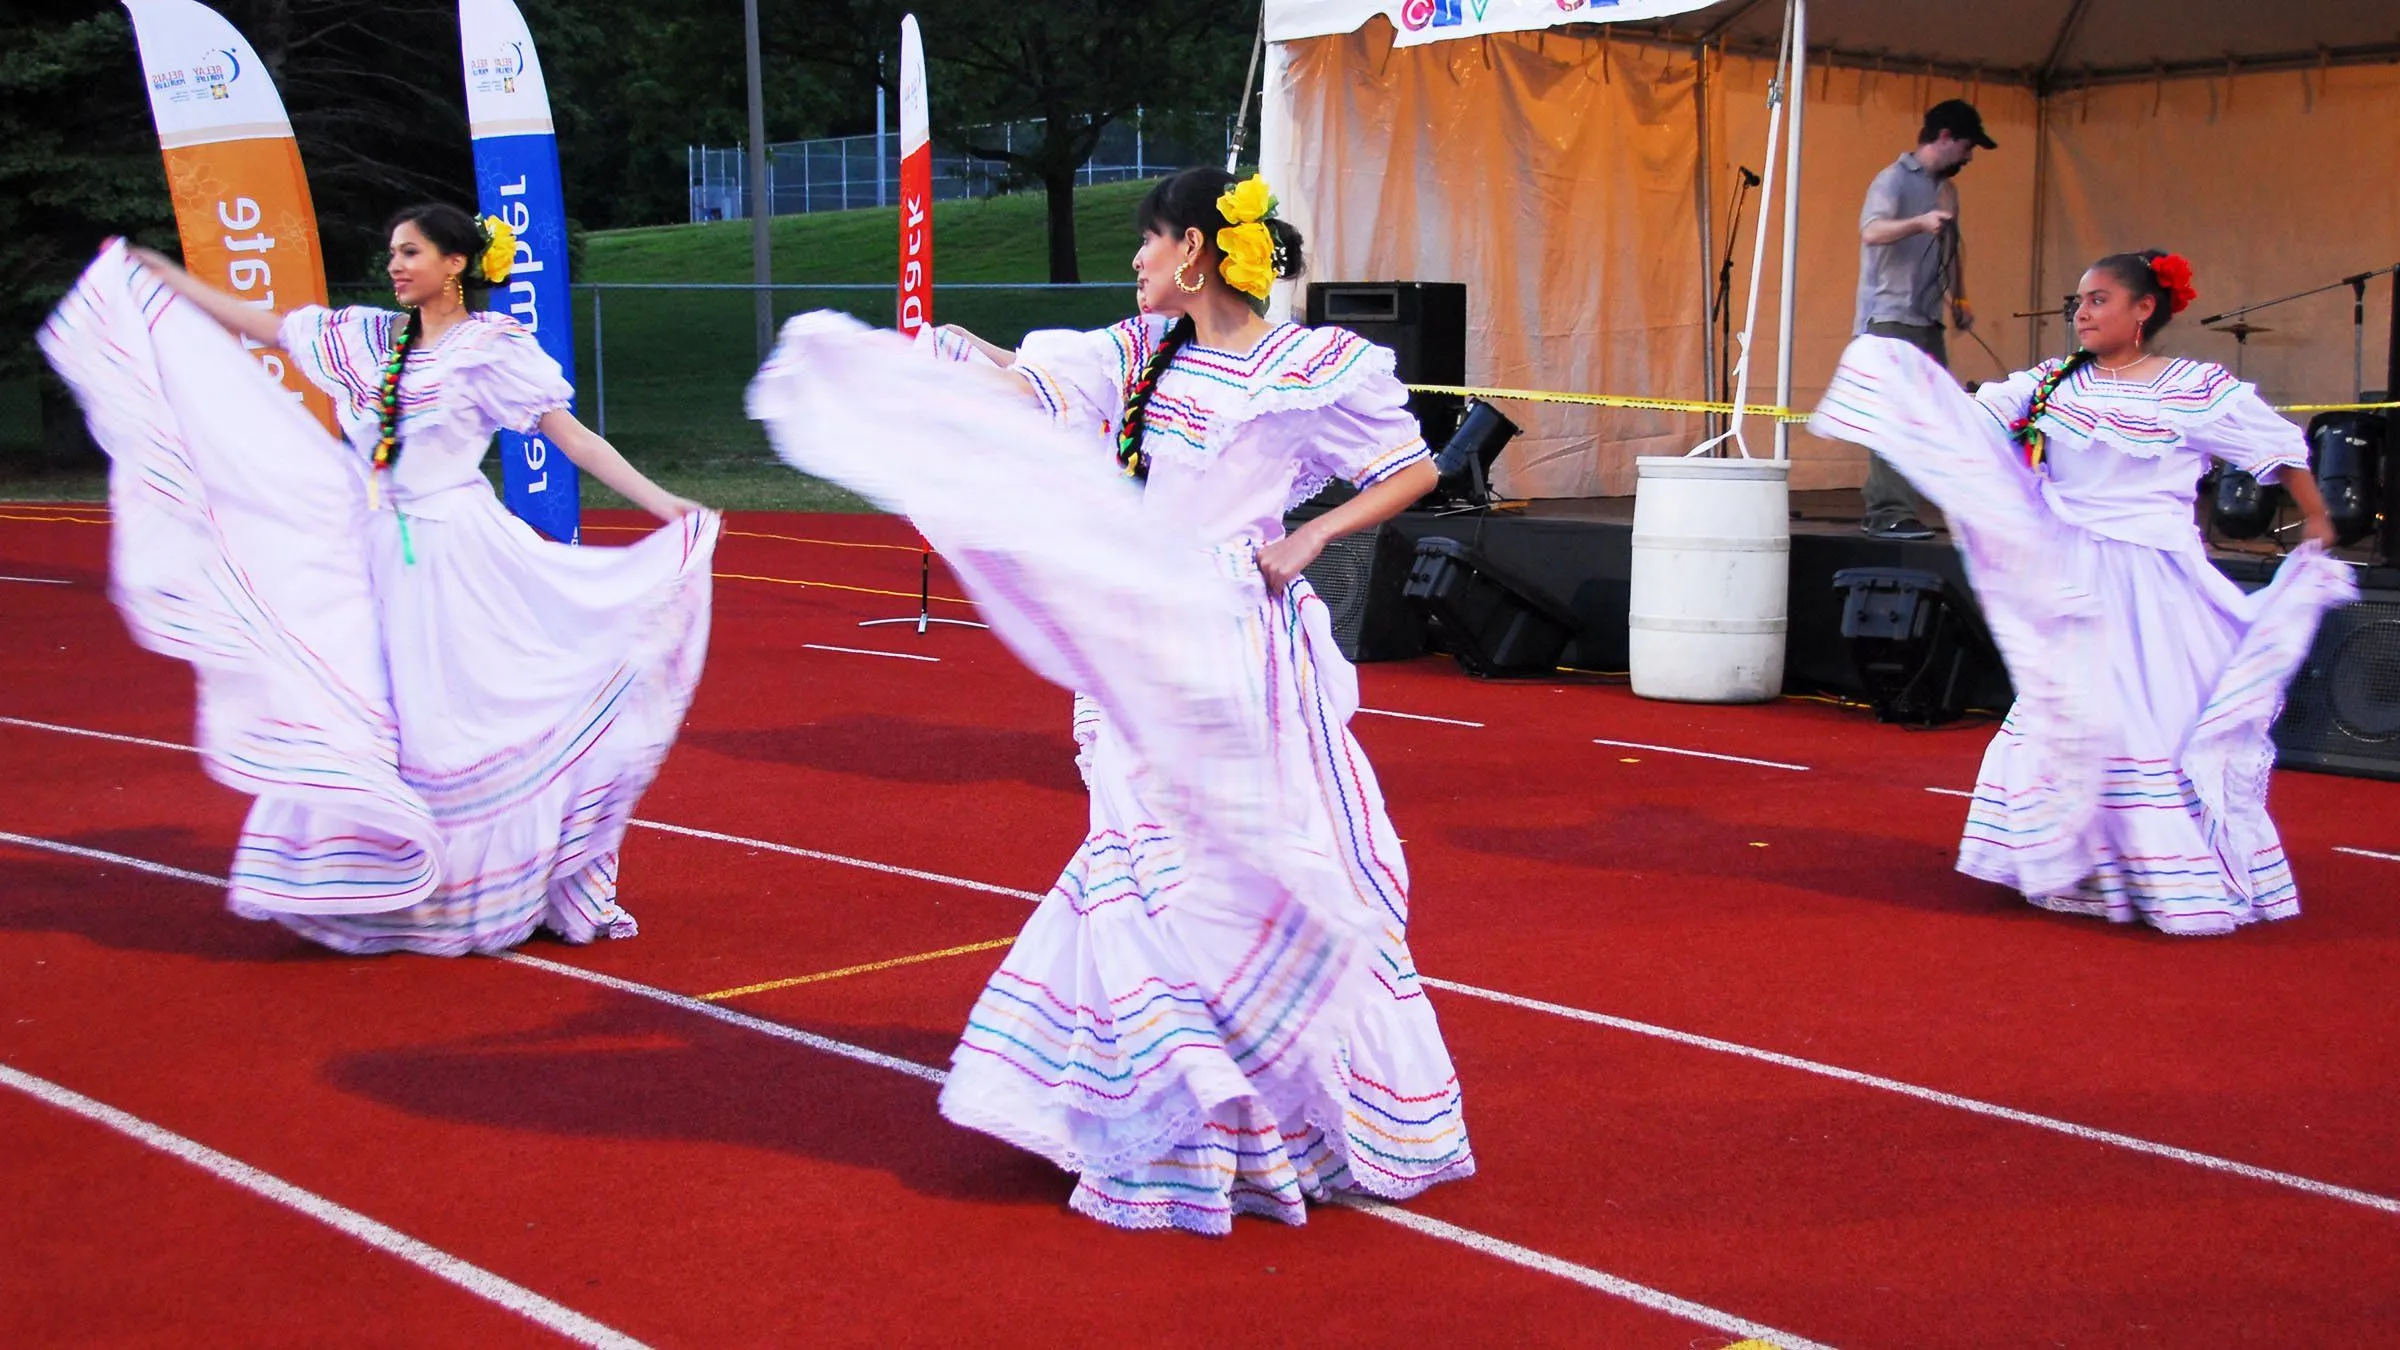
[1831, 567, 1999, 725]
[1284, 515, 1426, 662]
[1305, 282, 1468, 449]
[1403, 536, 1575, 677]
[2273, 584, 2400, 780]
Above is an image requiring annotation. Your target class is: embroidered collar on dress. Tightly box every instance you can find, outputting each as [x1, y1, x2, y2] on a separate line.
[2020, 356, 2244, 457]
[1106, 315, 1392, 467]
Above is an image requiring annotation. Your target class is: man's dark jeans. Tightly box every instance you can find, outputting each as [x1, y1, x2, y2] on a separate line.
[1859, 320, 1944, 527]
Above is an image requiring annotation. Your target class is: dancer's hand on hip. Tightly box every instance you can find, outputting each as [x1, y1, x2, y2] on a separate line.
[1257, 528, 1325, 593]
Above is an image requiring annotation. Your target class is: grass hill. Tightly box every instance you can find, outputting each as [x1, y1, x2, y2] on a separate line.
[4, 180, 1158, 509]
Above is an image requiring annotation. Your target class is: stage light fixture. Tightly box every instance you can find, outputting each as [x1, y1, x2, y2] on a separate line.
[1426, 398, 1519, 507]
[2309, 412, 2387, 547]
[2211, 468, 2280, 540]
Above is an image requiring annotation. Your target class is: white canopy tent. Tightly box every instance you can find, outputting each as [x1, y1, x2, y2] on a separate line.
[1258, 0, 2400, 497]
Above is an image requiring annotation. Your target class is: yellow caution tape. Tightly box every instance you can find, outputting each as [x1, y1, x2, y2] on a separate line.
[1405, 382, 1808, 422]
[1408, 383, 2400, 422]
[2271, 400, 2400, 414]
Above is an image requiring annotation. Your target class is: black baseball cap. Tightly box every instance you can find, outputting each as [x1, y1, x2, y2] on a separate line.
[1921, 99, 1998, 150]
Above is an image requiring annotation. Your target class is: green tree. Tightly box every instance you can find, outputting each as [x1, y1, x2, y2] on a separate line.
[0, 5, 175, 463]
[827, 0, 1257, 283]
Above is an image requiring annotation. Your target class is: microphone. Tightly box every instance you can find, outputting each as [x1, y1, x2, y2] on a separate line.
[1737, 166, 1761, 187]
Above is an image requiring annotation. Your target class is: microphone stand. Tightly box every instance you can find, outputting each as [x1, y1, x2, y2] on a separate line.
[1710, 168, 1759, 436]
[2198, 262, 2399, 401]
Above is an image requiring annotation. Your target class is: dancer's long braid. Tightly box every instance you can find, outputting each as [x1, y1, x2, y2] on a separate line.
[2009, 348, 2092, 474]
[373, 307, 421, 475]
[1115, 315, 1194, 482]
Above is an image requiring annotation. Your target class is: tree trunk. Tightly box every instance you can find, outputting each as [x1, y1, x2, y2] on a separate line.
[1043, 165, 1079, 284]
[37, 374, 100, 468]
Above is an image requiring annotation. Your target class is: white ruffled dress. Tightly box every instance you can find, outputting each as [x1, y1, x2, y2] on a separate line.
[749, 313, 1473, 1235]
[39, 244, 719, 955]
[1815, 338, 2355, 935]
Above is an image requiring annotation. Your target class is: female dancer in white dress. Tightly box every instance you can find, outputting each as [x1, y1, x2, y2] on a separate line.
[1814, 249, 2354, 935]
[40, 206, 719, 955]
[749, 168, 1473, 1233]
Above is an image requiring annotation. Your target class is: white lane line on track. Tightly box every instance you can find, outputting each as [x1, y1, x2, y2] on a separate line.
[0, 715, 193, 754]
[0, 575, 73, 586]
[502, 955, 945, 1084]
[1925, 787, 1975, 799]
[0, 829, 223, 885]
[1419, 975, 2400, 1218]
[1334, 1198, 1836, 1350]
[0, 831, 1828, 1350]
[0, 1062, 649, 1349]
[626, 819, 1043, 901]
[10, 717, 2400, 1223]
[1357, 707, 1485, 728]
[2335, 846, 2400, 863]
[0, 717, 1042, 903]
[801, 642, 939, 663]
[1592, 738, 1810, 772]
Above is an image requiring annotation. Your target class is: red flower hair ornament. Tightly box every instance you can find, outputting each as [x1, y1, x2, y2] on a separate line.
[2149, 253, 2197, 315]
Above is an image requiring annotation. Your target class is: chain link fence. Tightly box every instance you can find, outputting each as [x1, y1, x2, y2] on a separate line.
[689, 111, 1227, 222]
[309, 281, 1135, 508]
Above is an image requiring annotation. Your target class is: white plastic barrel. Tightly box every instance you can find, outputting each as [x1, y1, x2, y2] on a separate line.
[1627, 456, 1790, 703]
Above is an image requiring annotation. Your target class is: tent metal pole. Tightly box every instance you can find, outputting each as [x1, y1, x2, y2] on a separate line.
[2028, 91, 2052, 366]
[1772, 0, 1805, 460]
[1695, 41, 1718, 443]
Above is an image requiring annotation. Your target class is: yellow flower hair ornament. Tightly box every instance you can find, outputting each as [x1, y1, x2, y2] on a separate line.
[478, 215, 517, 285]
[1217, 174, 1277, 227]
[1214, 173, 1285, 300]
[1216, 222, 1279, 300]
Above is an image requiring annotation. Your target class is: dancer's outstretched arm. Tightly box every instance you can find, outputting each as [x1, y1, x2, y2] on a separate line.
[1257, 458, 1439, 591]
[935, 324, 1017, 367]
[126, 245, 284, 346]
[536, 410, 704, 523]
[2281, 468, 2337, 549]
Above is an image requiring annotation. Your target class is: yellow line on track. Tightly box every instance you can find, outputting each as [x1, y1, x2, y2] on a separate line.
[697, 935, 1016, 1002]
[0, 511, 109, 524]
[589, 522, 924, 553]
[712, 570, 976, 607]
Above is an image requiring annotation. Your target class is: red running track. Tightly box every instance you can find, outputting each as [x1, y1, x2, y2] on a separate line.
[3, 505, 2397, 1347]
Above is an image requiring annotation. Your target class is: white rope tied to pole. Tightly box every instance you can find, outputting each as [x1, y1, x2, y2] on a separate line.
[1689, 5, 1794, 460]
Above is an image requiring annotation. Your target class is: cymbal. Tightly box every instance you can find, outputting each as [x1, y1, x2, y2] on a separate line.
[2207, 321, 2275, 338]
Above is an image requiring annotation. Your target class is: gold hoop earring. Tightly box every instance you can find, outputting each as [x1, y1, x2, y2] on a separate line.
[446, 275, 464, 310]
[1173, 260, 1206, 295]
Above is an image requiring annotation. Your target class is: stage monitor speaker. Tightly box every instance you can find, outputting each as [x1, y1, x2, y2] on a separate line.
[2273, 584, 2400, 781]
[1285, 515, 1425, 662]
[1305, 282, 1468, 449]
[1831, 567, 1998, 725]
[1403, 536, 1575, 678]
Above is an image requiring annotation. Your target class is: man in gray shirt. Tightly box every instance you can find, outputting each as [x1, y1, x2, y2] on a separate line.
[1854, 99, 1996, 539]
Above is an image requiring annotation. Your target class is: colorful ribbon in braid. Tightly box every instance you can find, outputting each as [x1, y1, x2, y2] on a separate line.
[1115, 315, 1193, 482]
[2008, 350, 2093, 473]
[370, 311, 419, 563]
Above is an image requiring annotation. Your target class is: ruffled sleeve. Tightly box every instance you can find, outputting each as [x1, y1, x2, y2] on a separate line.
[1014, 316, 1165, 438]
[444, 315, 574, 436]
[276, 305, 399, 417]
[1297, 351, 1431, 490]
[2186, 384, 2309, 482]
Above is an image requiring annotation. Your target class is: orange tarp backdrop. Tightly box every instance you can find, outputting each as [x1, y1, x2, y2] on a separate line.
[1263, 7, 2400, 497]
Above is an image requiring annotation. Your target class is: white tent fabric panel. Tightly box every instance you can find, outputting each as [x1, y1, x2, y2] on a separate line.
[2040, 62, 2400, 406]
[1262, 12, 2399, 498]
[1266, 0, 1719, 49]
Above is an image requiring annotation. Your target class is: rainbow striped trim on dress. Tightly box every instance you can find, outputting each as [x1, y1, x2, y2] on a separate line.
[1977, 358, 2275, 458]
